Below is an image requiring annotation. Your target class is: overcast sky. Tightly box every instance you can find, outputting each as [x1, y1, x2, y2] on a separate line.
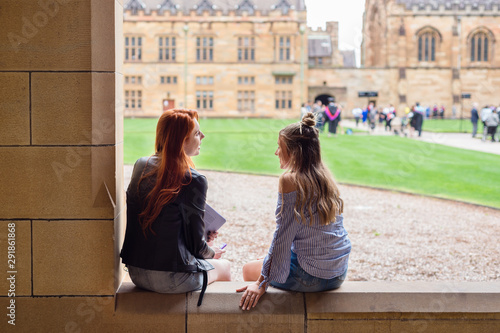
[305, 0, 366, 66]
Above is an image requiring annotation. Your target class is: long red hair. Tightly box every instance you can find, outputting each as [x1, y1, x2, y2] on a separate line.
[139, 109, 199, 235]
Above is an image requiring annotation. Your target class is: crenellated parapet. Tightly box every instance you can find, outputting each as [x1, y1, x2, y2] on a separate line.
[396, 0, 500, 13]
[123, 0, 307, 21]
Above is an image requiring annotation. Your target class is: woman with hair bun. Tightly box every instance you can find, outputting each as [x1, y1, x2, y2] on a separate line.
[121, 109, 231, 306]
[238, 112, 351, 310]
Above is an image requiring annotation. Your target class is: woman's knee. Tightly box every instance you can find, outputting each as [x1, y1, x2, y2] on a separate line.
[218, 259, 231, 281]
[206, 260, 229, 283]
[242, 260, 261, 281]
[209, 259, 231, 281]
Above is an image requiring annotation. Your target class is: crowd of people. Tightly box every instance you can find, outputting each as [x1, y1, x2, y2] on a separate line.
[306, 100, 425, 138]
[302, 99, 499, 142]
[302, 98, 344, 137]
[471, 104, 499, 142]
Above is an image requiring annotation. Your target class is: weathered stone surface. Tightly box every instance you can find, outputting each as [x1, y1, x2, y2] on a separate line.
[33, 220, 114, 295]
[0, 146, 116, 219]
[0, 73, 30, 145]
[187, 281, 304, 333]
[32, 72, 116, 145]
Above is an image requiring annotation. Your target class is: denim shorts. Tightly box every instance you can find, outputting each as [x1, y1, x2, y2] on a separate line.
[269, 251, 347, 292]
[127, 265, 203, 293]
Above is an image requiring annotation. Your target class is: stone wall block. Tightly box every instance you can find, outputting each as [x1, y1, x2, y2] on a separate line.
[0, 73, 30, 145]
[32, 220, 114, 295]
[114, 283, 185, 332]
[32, 73, 116, 146]
[0, 296, 114, 332]
[187, 281, 304, 332]
[0, 146, 115, 219]
[0, 0, 92, 71]
[308, 320, 391, 332]
[0, 220, 31, 296]
[91, 0, 116, 71]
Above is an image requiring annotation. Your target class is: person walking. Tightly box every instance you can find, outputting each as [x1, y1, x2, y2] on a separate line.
[366, 102, 376, 132]
[485, 109, 499, 142]
[352, 107, 362, 127]
[480, 106, 493, 141]
[325, 97, 341, 137]
[313, 100, 325, 133]
[385, 104, 395, 131]
[411, 102, 425, 137]
[471, 103, 479, 138]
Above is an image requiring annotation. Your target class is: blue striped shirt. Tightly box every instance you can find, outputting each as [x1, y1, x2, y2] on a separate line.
[261, 191, 351, 285]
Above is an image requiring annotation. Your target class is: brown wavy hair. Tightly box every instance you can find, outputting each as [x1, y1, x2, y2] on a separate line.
[278, 112, 343, 225]
[139, 109, 199, 235]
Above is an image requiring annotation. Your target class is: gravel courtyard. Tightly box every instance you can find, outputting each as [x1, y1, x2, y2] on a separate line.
[124, 166, 500, 282]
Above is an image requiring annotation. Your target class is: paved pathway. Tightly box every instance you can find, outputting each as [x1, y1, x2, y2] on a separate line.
[342, 120, 500, 155]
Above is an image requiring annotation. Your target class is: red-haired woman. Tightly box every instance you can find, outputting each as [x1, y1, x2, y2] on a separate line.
[121, 109, 231, 306]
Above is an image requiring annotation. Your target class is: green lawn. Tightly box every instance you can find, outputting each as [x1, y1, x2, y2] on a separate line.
[125, 118, 500, 208]
[423, 119, 475, 133]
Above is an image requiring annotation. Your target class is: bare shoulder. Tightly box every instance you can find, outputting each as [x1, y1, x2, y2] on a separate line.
[279, 172, 297, 193]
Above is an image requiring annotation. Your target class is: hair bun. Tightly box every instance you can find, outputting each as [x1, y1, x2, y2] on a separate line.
[301, 112, 316, 127]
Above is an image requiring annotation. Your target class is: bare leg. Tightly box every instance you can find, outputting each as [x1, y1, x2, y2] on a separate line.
[206, 259, 231, 284]
[242, 259, 264, 281]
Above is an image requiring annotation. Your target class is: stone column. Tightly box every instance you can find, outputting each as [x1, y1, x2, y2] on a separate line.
[0, 0, 123, 331]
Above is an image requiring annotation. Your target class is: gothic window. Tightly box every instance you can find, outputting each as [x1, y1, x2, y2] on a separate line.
[275, 90, 292, 109]
[196, 91, 214, 110]
[417, 31, 438, 62]
[470, 31, 491, 62]
[415, 27, 441, 63]
[125, 90, 142, 110]
[158, 36, 176, 61]
[125, 36, 142, 62]
[237, 91, 255, 112]
[196, 37, 214, 62]
[276, 36, 292, 61]
[238, 37, 255, 62]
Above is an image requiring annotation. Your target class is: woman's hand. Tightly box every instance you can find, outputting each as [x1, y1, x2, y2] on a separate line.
[212, 246, 226, 259]
[207, 231, 218, 246]
[236, 282, 266, 310]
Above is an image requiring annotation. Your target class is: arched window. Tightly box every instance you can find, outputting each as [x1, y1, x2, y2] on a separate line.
[418, 31, 438, 62]
[470, 31, 491, 62]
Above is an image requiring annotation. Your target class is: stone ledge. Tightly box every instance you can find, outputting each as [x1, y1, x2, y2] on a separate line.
[115, 280, 500, 331]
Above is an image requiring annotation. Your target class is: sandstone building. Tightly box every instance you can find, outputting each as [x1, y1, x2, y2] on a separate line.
[309, 0, 500, 117]
[123, 0, 500, 118]
[123, 0, 310, 118]
[358, 0, 500, 115]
